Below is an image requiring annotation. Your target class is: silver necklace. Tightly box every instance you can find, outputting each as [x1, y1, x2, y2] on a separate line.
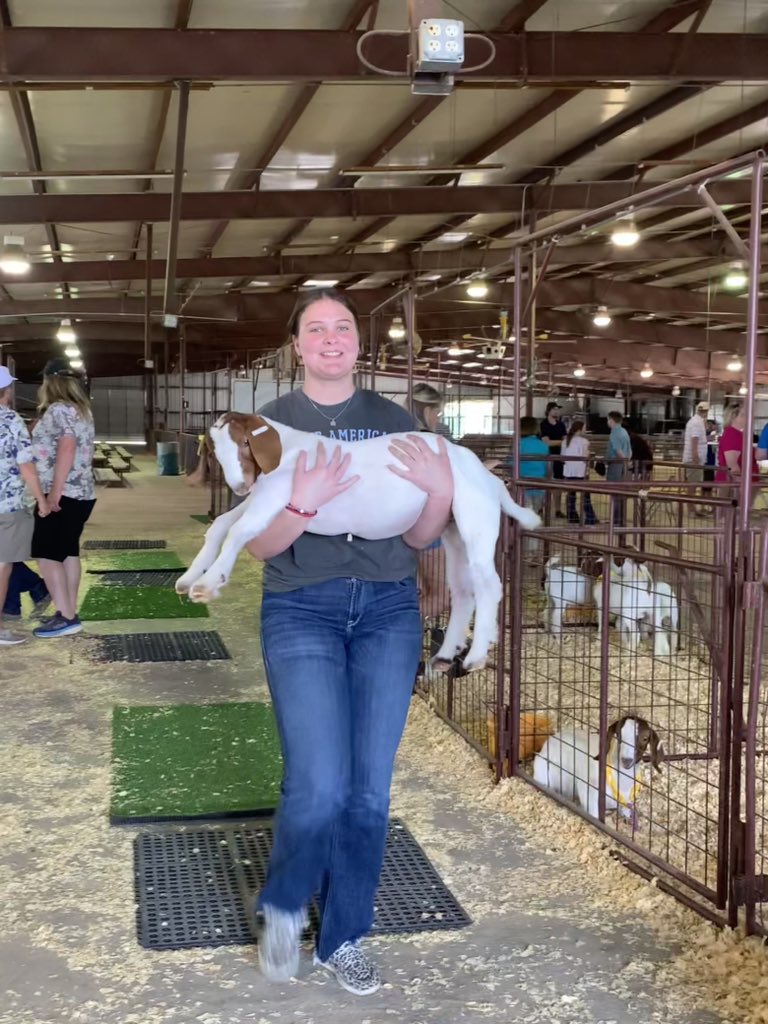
[303, 390, 356, 428]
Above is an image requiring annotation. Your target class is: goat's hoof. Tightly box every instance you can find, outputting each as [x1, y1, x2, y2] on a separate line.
[429, 657, 454, 673]
[188, 584, 214, 604]
[175, 579, 192, 595]
[461, 655, 487, 673]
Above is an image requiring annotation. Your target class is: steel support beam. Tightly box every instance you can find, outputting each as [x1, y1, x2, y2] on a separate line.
[163, 80, 190, 316]
[0, 180, 754, 224]
[1, 238, 741, 285]
[1, 29, 765, 82]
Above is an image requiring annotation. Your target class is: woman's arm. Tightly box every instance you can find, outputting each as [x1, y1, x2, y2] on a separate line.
[388, 435, 454, 550]
[19, 461, 50, 515]
[724, 448, 742, 476]
[49, 434, 76, 510]
[245, 442, 360, 561]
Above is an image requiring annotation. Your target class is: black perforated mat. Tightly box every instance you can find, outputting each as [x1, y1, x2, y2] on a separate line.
[99, 570, 184, 588]
[83, 539, 167, 550]
[134, 819, 470, 950]
[91, 631, 230, 663]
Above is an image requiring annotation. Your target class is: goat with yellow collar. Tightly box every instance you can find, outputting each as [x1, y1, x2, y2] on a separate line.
[532, 715, 663, 823]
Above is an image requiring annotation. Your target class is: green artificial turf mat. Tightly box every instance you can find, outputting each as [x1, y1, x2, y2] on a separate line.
[190, 513, 211, 524]
[80, 585, 208, 620]
[111, 702, 283, 822]
[86, 550, 185, 571]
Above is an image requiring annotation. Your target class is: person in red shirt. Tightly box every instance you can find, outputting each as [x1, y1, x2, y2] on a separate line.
[716, 403, 758, 495]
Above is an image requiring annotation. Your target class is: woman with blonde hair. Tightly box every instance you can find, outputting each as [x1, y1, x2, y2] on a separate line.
[30, 358, 96, 639]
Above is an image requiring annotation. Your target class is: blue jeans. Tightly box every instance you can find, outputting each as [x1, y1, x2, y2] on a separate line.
[3, 562, 48, 616]
[259, 577, 421, 961]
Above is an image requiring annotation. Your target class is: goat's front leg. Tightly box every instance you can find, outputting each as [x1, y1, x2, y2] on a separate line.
[176, 502, 248, 595]
[188, 504, 278, 603]
[432, 525, 475, 669]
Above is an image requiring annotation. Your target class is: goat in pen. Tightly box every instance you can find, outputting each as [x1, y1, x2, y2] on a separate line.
[176, 413, 542, 672]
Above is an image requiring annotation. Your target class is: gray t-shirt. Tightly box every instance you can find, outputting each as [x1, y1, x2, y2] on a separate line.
[257, 388, 419, 592]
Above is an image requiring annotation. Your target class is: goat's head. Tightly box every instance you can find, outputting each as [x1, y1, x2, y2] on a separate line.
[209, 413, 282, 496]
[600, 715, 663, 774]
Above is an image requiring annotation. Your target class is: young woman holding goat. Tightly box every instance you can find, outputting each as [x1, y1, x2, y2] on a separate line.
[244, 289, 453, 996]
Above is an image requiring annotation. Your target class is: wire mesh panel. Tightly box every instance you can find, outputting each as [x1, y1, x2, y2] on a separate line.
[414, 537, 504, 770]
[508, 481, 735, 918]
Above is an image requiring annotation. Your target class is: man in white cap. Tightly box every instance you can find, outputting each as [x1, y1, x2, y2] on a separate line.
[683, 400, 711, 516]
[0, 365, 50, 644]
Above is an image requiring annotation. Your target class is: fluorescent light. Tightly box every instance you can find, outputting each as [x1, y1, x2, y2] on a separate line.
[724, 262, 747, 290]
[466, 279, 488, 299]
[739, 383, 748, 395]
[611, 219, 640, 248]
[303, 279, 339, 287]
[573, 364, 586, 378]
[640, 362, 654, 379]
[56, 319, 77, 344]
[447, 346, 472, 356]
[727, 355, 743, 372]
[439, 232, 469, 243]
[388, 316, 406, 341]
[0, 235, 30, 275]
[593, 305, 611, 327]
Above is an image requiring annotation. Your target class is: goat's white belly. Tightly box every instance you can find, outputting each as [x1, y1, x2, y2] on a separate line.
[305, 477, 429, 540]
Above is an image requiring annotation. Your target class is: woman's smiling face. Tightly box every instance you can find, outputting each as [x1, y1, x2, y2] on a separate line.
[293, 297, 360, 383]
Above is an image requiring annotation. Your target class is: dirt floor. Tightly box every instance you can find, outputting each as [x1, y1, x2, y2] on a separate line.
[2, 457, 767, 1024]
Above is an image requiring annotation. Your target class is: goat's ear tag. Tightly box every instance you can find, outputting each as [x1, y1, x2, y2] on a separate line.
[251, 425, 269, 437]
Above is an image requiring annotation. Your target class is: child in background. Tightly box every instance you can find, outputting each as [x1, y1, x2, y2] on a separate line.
[513, 416, 550, 515]
[562, 420, 598, 525]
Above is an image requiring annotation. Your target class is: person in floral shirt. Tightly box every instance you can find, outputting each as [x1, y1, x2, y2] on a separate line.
[0, 365, 50, 645]
[30, 359, 96, 639]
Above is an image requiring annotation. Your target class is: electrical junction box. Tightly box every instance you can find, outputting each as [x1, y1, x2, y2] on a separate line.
[163, 313, 178, 329]
[416, 18, 464, 73]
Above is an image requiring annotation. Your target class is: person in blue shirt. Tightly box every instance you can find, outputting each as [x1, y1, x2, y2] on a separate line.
[511, 415, 550, 513]
[605, 410, 632, 526]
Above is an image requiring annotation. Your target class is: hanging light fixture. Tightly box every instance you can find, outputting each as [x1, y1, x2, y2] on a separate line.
[388, 316, 406, 340]
[640, 362, 654, 379]
[723, 262, 747, 290]
[726, 354, 743, 372]
[610, 218, 640, 248]
[56, 319, 77, 344]
[466, 279, 489, 299]
[671, 384, 681, 397]
[739, 383, 748, 396]
[592, 305, 611, 327]
[615, 389, 624, 399]
[0, 235, 30, 275]
[572, 364, 586, 378]
[69, 358, 84, 370]
[64, 345, 79, 359]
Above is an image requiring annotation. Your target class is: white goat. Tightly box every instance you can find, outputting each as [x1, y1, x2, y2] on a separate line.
[175, 413, 541, 672]
[594, 559, 679, 656]
[543, 556, 594, 635]
[533, 715, 663, 822]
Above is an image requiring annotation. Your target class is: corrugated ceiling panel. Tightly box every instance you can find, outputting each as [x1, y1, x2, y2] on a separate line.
[29, 91, 158, 184]
[190, 0, 354, 29]
[210, 219, 306, 258]
[264, 84, 420, 191]
[8, 0, 177, 26]
[153, 85, 311, 194]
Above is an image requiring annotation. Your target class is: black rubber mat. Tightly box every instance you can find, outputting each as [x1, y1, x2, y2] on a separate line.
[135, 819, 471, 950]
[91, 631, 230, 664]
[100, 570, 184, 588]
[83, 539, 167, 550]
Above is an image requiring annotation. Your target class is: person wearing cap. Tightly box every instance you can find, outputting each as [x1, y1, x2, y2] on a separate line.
[29, 358, 96, 639]
[540, 402, 566, 518]
[0, 365, 50, 645]
[683, 400, 711, 517]
[410, 383, 453, 439]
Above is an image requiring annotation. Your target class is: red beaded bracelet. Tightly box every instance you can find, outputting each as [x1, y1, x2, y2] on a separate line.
[285, 503, 318, 518]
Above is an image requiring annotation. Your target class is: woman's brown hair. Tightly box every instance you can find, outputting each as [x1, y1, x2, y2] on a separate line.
[287, 288, 362, 340]
[566, 419, 585, 445]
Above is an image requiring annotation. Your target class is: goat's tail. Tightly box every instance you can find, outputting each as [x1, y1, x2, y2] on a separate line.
[498, 478, 543, 531]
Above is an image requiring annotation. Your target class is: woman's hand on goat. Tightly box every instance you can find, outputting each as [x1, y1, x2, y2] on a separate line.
[387, 434, 454, 500]
[290, 442, 360, 512]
